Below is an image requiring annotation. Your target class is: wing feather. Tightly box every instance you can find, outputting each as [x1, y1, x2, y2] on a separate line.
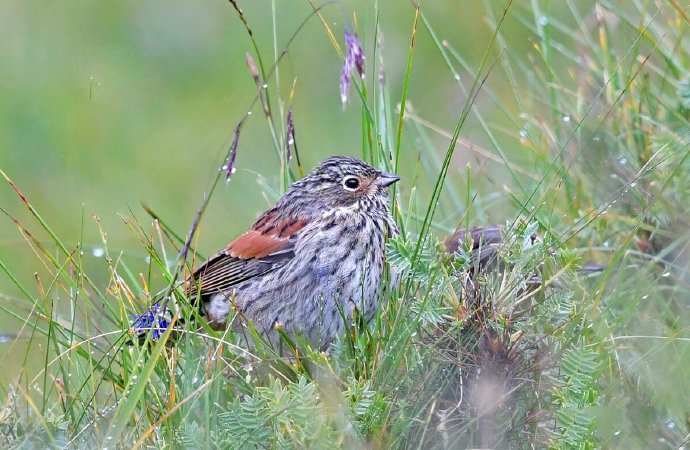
[187, 210, 307, 305]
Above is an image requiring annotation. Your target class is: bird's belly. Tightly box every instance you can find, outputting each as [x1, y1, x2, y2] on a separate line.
[238, 252, 382, 347]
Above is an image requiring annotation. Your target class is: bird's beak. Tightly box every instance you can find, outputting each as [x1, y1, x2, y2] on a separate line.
[376, 171, 401, 188]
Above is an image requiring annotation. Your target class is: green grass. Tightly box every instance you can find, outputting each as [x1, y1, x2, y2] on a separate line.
[1, 1, 689, 448]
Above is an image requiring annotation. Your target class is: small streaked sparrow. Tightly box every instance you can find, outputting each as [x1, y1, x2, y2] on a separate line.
[186, 156, 400, 349]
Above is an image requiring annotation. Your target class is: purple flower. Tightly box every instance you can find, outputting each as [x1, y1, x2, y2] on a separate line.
[130, 303, 170, 341]
[340, 29, 365, 104]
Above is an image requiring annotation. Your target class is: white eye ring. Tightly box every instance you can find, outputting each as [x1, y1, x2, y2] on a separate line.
[342, 176, 360, 191]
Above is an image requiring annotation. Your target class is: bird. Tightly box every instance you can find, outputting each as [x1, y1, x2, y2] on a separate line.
[444, 225, 536, 273]
[178, 156, 400, 350]
[443, 225, 604, 285]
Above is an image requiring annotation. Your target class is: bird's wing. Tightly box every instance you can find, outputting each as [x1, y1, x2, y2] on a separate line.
[187, 209, 307, 303]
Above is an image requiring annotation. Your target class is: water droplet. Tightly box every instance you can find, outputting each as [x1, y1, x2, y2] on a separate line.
[247, 111, 252, 116]
[261, 83, 268, 89]
[221, 165, 228, 171]
[630, 182, 636, 187]
[662, 271, 671, 277]
[519, 129, 528, 139]
[92, 247, 105, 257]
[618, 156, 627, 165]
[454, 74, 460, 81]
[562, 115, 570, 122]
[593, 136, 601, 142]
[144, 256, 151, 264]
[642, 294, 649, 299]
[538, 16, 549, 26]
[231, 167, 237, 174]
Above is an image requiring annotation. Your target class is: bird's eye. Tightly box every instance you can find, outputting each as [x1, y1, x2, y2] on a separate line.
[342, 176, 360, 191]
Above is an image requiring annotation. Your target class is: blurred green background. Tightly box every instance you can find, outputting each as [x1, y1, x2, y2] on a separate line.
[0, 0, 547, 298]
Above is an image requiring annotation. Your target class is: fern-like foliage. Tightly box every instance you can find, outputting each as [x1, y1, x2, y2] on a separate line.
[215, 377, 340, 449]
[549, 345, 600, 450]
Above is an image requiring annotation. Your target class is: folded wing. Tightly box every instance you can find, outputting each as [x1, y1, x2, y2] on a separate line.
[187, 209, 307, 305]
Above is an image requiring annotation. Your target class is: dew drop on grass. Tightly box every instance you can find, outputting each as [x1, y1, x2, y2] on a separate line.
[454, 74, 460, 81]
[662, 271, 671, 277]
[538, 16, 549, 26]
[261, 83, 268, 89]
[642, 294, 649, 299]
[630, 182, 637, 187]
[593, 136, 600, 142]
[618, 156, 627, 165]
[92, 247, 105, 257]
[519, 129, 528, 139]
[562, 115, 570, 122]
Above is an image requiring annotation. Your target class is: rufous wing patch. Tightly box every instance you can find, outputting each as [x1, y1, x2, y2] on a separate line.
[226, 213, 307, 259]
